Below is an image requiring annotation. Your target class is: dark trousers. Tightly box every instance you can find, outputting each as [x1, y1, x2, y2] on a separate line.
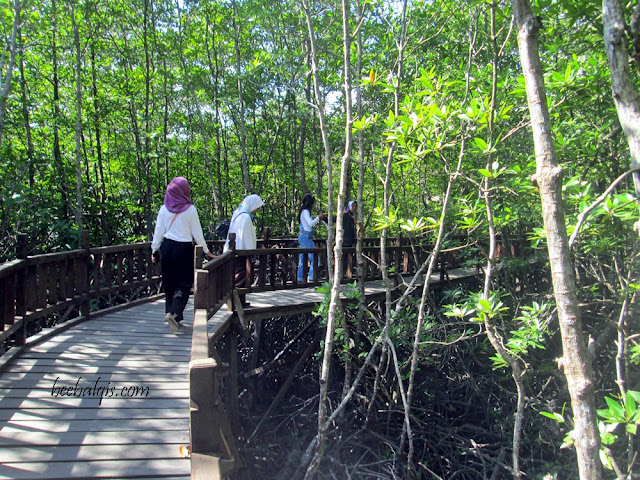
[234, 257, 253, 305]
[342, 247, 354, 278]
[160, 239, 194, 321]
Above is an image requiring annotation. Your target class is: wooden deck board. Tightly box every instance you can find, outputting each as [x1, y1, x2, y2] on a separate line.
[0, 459, 190, 479]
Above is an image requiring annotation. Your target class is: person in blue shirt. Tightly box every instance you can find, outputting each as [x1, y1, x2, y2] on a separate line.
[297, 194, 325, 282]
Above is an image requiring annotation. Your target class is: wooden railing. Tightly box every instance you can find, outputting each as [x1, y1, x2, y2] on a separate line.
[226, 241, 437, 295]
[0, 231, 162, 351]
[0, 230, 478, 479]
[187, 234, 458, 478]
[189, 245, 241, 476]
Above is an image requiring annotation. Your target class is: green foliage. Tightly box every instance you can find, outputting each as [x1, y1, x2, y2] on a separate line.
[1, 0, 639, 476]
[490, 302, 550, 370]
[597, 391, 640, 436]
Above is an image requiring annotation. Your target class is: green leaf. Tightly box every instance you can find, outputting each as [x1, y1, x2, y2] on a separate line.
[604, 396, 625, 422]
[478, 299, 492, 311]
[474, 137, 488, 150]
[540, 411, 565, 423]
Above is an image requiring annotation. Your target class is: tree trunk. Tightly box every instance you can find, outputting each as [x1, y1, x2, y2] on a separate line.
[603, 0, 640, 208]
[50, 0, 71, 226]
[18, 27, 35, 192]
[0, 0, 23, 146]
[142, 0, 153, 237]
[298, 46, 311, 197]
[511, 1, 602, 478]
[205, 14, 224, 217]
[69, 1, 84, 233]
[176, 5, 222, 221]
[232, 0, 251, 196]
[90, 44, 107, 245]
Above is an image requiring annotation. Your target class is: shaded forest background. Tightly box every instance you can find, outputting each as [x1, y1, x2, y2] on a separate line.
[1, 0, 639, 478]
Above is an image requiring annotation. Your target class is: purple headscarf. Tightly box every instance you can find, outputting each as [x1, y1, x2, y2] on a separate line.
[163, 177, 193, 213]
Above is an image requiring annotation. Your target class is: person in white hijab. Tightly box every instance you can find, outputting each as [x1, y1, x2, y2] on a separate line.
[224, 194, 264, 307]
[224, 194, 265, 251]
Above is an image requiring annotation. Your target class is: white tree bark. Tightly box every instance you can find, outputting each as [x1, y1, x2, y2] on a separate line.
[0, 0, 25, 146]
[603, 0, 640, 208]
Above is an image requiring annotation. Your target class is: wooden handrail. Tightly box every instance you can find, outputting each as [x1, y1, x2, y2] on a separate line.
[0, 233, 162, 349]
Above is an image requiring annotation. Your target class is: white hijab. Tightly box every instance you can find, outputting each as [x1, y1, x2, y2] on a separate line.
[225, 194, 264, 251]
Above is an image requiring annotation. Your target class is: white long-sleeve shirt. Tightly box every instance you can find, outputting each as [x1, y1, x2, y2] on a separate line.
[300, 209, 321, 232]
[151, 204, 211, 254]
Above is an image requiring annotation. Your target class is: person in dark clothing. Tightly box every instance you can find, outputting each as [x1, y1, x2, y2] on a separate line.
[342, 200, 357, 247]
[151, 177, 215, 332]
[342, 200, 357, 277]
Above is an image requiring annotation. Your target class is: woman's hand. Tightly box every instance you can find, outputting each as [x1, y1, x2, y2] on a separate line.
[206, 252, 216, 259]
[318, 212, 326, 220]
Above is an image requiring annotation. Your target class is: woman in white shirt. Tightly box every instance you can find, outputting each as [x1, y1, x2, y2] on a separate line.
[224, 194, 265, 307]
[297, 194, 325, 282]
[151, 177, 215, 332]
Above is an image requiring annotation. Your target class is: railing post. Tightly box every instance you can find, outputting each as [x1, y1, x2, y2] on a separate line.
[16, 234, 28, 260]
[227, 234, 236, 312]
[194, 269, 209, 311]
[80, 229, 91, 319]
[15, 234, 28, 345]
[15, 234, 27, 318]
[194, 245, 204, 270]
[263, 226, 270, 248]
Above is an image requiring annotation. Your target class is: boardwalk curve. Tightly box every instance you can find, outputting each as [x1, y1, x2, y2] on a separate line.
[0, 299, 191, 480]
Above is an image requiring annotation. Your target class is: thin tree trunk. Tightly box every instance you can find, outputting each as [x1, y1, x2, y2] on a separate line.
[382, 0, 411, 470]
[0, 0, 23, 146]
[69, 2, 83, 233]
[142, 0, 153, 237]
[354, 0, 366, 374]
[511, 1, 602, 478]
[51, 0, 71, 228]
[176, 3, 222, 219]
[483, 6, 524, 477]
[298, 46, 311, 197]
[304, 0, 353, 476]
[90, 44, 107, 245]
[18, 27, 35, 192]
[162, 57, 170, 187]
[205, 15, 224, 217]
[603, 0, 640, 208]
[232, 0, 250, 195]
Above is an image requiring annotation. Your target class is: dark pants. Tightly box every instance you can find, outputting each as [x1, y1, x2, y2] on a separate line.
[235, 257, 252, 305]
[342, 247, 353, 278]
[160, 239, 194, 321]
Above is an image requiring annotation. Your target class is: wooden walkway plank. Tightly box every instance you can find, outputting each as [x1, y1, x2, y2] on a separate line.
[1, 418, 189, 433]
[0, 459, 190, 480]
[0, 429, 189, 447]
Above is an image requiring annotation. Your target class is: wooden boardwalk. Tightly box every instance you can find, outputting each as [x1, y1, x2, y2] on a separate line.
[0, 300, 192, 480]
[234, 268, 478, 323]
[0, 268, 478, 479]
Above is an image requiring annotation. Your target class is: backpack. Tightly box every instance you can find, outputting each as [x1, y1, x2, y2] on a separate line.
[214, 219, 231, 239]
[214, 211, 249, 240]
